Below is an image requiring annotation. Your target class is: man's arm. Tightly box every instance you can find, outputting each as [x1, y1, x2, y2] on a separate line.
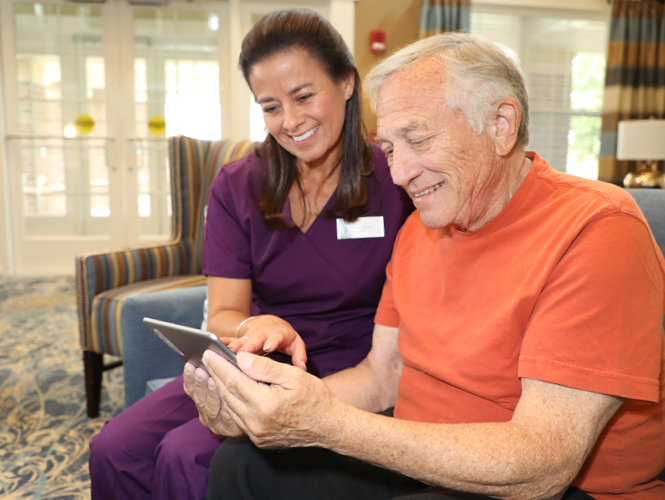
[323, 323, 401, 412]
[206, 348, 623, 500]
[318, 378, 623, 500]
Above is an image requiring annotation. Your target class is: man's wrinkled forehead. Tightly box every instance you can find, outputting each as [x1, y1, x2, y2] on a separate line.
[377, 57, 446, 104]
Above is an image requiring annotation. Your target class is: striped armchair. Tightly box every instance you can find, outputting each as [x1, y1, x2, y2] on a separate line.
[75, 136, 256, 418]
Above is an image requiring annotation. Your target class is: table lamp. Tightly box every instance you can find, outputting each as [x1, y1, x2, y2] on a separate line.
[617, 119, 665, 188]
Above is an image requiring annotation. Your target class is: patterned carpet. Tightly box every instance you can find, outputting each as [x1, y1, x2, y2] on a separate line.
[0, 276, 124, 499]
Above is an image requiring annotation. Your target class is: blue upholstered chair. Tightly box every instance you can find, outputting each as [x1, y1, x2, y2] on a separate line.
[627, 189, 665, 483]
[628, 190, 665, 251]
[75, 136, 256, 417]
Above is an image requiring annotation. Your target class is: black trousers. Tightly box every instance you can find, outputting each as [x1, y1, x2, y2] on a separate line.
[207, 436, 595, 500]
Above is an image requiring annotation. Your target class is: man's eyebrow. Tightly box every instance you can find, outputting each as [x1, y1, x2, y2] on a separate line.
[256, 83, 313, 104]
[375, 122, 427, 144]
[397, 122, 426, 134]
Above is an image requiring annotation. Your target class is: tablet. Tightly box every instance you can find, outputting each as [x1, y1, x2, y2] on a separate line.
[143, 317, 238, 370]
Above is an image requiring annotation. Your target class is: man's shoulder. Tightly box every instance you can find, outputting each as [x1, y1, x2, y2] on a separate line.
[530, 152, 643, 221]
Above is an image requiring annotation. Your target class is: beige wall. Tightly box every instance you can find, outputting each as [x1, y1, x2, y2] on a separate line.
[354, 0, 421, 136]
[352, 0, 611, 135]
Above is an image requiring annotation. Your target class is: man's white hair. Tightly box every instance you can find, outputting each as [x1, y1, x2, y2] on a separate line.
[365, 32, 530, 148]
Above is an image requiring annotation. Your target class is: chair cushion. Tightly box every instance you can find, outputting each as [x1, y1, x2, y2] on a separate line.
[89, 275, 207, 356]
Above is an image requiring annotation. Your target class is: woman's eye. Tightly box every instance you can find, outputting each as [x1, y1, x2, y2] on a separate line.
[297, 94, 312, 102]
[263, 106, 278, 114]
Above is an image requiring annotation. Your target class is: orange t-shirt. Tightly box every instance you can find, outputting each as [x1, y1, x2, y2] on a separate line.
[375, 152, 665, 500]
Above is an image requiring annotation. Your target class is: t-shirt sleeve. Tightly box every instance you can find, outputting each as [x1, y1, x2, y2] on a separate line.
[202, 168, 253, 279]
[375, 255, 401, 327]
[519, 213, 664, 402]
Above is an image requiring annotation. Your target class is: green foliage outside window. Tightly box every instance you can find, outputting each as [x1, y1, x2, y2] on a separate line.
[567, 54, 605, 179]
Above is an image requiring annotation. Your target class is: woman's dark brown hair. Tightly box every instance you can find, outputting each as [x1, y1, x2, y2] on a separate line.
[239, 8, 374, 230]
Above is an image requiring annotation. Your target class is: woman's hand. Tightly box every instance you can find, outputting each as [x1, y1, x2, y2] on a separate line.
[206, 278, 307, 370]
[183, 362, 245, 436]
[225, 315, 308, 371]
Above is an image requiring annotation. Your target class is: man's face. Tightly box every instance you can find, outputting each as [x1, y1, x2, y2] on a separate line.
[375, 59, 502, 231]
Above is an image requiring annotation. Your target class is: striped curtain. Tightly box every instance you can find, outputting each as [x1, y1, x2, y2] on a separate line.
[599, 0, 665, 185]
[419, 0, 471, 39]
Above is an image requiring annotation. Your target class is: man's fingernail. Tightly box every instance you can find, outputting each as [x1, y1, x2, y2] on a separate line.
[202, 351, 209, 366]
[264, 343, 271, 351]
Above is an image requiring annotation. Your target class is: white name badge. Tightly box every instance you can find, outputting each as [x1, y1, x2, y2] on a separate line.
[336, 216, 385, 240]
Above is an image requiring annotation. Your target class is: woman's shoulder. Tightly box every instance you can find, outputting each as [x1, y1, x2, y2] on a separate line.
[369, 143, 393, 185]
[368, 143, 396, 190]
[220, 151, 267, 177]
[370, 143, 388, 170]
[212, 152, 267, 193]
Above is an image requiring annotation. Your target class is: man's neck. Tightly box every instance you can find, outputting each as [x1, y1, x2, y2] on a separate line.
[459, 151, 532, 233]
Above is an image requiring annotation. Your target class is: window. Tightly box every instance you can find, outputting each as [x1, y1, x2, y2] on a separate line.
[471, 7, 609, 179]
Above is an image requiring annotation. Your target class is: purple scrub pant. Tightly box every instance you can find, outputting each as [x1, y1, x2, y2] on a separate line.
[89, 375, 224, 500]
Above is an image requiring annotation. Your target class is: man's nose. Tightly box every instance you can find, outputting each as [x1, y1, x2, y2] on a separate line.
[389, 147, 421, 187]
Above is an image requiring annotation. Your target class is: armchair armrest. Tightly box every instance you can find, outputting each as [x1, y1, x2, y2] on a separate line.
[120, 284, 208, 407]
[75, 239, 195, 351]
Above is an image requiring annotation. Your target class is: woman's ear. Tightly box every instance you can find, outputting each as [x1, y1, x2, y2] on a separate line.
[343, 73, 355, 101]
[492, 98, 521, 156]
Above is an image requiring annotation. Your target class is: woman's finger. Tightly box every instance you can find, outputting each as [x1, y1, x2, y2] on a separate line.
[228, 335, 263, 354]
[290, 336, 308, 371]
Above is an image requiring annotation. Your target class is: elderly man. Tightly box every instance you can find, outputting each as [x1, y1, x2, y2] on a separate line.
[185, 33, 665, 500]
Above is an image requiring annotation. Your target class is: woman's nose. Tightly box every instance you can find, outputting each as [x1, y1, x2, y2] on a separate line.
[283, 105, 305, 132]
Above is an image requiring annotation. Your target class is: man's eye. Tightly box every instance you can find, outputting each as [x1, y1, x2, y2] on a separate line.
[263, 106, 278, 114]
[297, 94, 313, 102]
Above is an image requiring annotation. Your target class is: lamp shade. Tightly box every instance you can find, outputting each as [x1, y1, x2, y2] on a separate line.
[616, 120, 665, 161]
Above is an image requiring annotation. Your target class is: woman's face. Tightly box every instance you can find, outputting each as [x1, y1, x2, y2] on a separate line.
[248, 48, 354, 169]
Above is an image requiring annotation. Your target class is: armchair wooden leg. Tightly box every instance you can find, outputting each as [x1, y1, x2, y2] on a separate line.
[83, 350, 103, 418]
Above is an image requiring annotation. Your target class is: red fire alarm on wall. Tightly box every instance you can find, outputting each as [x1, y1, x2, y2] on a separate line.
[370, 30, 386, 54]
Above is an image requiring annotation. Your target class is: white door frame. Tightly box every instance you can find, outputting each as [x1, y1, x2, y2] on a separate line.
[0, 0, 355, 275]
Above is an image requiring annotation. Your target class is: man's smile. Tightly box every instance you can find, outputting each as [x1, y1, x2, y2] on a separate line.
[414, 182, 444, 198]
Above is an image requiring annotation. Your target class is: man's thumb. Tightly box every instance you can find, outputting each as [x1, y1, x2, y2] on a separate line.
[237, 351, 293, 385]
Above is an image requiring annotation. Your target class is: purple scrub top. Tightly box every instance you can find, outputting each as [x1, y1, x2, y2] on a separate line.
[202, 145, 413, 377]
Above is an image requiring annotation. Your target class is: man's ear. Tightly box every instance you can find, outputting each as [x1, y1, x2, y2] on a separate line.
[491, 98, 521, 156]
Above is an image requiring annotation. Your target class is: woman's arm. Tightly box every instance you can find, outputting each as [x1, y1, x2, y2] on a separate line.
[206, 276, 253, 338]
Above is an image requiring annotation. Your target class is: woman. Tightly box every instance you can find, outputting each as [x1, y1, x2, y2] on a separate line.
[88, 8, 412, 500]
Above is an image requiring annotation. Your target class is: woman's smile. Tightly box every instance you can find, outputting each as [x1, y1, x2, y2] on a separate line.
[290, 124, 320, 143]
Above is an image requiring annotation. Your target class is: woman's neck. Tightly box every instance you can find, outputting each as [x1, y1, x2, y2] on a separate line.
[290, 151, 341, 232]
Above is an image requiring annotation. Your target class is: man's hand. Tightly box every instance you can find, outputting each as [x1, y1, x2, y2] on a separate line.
[202, 349, 339, 449]
[183, 362, 245, 437]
